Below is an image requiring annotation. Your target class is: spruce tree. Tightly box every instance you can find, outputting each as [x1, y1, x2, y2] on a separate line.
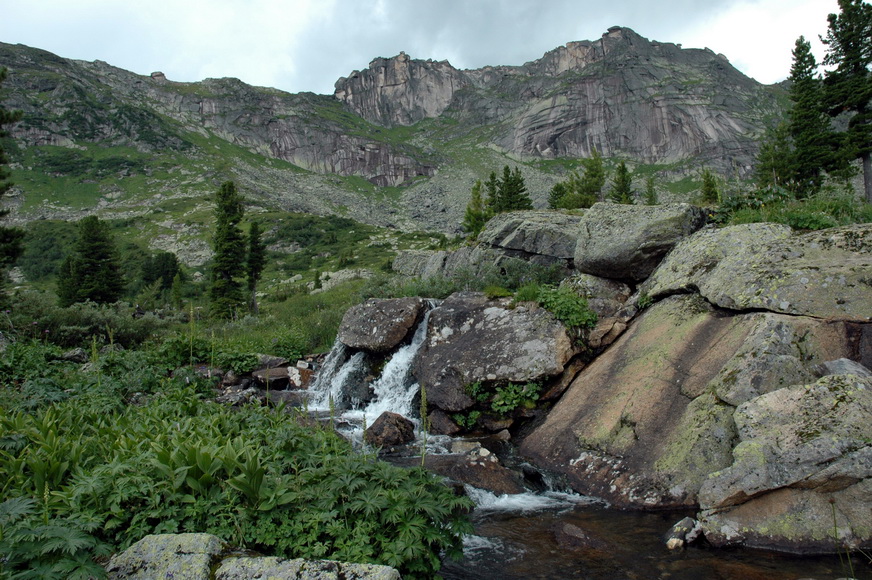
[209, 181, 246, 319]
[579, 148, 606, 204]
[462, 180, 489, 238]
[609, 161, 634, 204]
[246, 220, 267, 314]
[821, 0, 872, 202]
[755, 123, 794, 189]
[57, 216, 125, 307]
[643, 176, 658, 205]
[788, 36, 833, 197]
[700, 168, 720, 204]
[500, 166, 533, 211]
[0, 68, 24, 303]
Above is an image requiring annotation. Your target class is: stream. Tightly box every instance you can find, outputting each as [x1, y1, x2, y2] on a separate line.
[307, 316, 872, 580]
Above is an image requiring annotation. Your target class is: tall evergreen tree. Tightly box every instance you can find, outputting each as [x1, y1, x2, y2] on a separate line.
[0, 68, 25, 303]
[609, 161, 634, 204]
[821, 0, 872, 202]
[643, 176, 658, 205]
[788, 36, 833, 196]
[579, 148, 606, 203]
[700, 168, 720, 204]
[754, 123, 794, 189]
[57, 216, 125, 307]
[209, 181, 246, 319]
[246, 220, 267, 314]
[462, 180, 489, 238]
[484, 166, 532, 214]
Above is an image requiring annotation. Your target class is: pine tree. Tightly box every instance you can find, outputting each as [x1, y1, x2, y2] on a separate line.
[700, 168, 720, 204]
[209, 180, 246, 319]
[643, 176, 658, 205]
[755, 123, 794, 189]
[821, 0, 872, 202]
[0, 68, 25, 303]
[484, 166, 532, 214]
[609, 161, 634, 204]
[246, 220, 267, 314]
[462, 180, 489, 238]
[578, 148, 606, 204]
[548, 181, 569, 209]
[57, 216, 125, 307]
[788, 36, 833, 197]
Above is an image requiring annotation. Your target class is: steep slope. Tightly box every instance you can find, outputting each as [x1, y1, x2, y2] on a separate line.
[0, 28, 786, 235]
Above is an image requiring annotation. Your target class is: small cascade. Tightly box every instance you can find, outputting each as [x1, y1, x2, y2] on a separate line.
[308, 306, 433, 424]
[356, 308, 431, 425]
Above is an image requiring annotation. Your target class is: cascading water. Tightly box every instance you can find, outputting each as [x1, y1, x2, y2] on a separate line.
[308, 308, 432, 426]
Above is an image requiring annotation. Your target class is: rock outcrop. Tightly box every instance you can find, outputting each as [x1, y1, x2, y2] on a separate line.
[574, 202, 707, 281]
[338, 297, 426, 353]
[106, 533, 401, 579]
[413, 292, 576, 412]
[698, 374, 872, 552]
[642, 223, 872, 321]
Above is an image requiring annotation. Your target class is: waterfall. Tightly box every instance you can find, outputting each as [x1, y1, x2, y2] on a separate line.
[309, 308, 432, 423]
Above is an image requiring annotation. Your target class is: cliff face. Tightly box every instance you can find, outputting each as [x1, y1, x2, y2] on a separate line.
[0, 28, 785, 231]
[333, 27, 778, 170]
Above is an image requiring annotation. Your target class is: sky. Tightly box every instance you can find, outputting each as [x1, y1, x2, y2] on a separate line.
[2, 0, 844, 95]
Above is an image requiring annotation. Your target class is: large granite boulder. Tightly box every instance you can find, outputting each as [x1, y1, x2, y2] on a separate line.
[643, 222, 872, 321]
[574, 202, 707, 281]
[364, 411, 416, 448]
[392, 250, 449, 278]
[477, 210, 583, 264]
[519, 294, 871, 509]
[698, 374, 872, 552]
[338, 297, 425, 353]
[413, 292, 576, 412]
[107, 533, 400, 580]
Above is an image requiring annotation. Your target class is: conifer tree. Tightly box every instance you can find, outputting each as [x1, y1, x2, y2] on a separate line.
[821, 0, 872, 202]
[700, 168, 720, 204]
[609, 161, 634, 204]
[462, 179, 489, 238]
[0, 68, 24, 303]
[643, 176, 658, 205]
[548, 181, 569, 209]
[788, 36, 833, 196]
[755, 123, 794, 189]
[57, 216, 125, 307]
[578, 148, 606, 204]
[209, 180, 246, 318]
[246, 220, 267, 313]
[499, 166, 533, 211]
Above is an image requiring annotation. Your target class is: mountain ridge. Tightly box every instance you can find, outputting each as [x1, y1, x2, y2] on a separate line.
[0, 27, 786, 238]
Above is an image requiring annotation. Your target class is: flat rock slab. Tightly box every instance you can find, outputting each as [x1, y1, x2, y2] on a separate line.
[478, 210, 584, 260]
[644, 223, 872, 321]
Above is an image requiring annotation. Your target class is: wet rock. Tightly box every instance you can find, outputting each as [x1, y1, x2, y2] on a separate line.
[574, 202, 707, 281]
[416, 452, 528, 495]
[252, 367, 290, 390]
[364, 411, 416, 448]
[427, 408, 462, 435]
[414, 292, 575, 412]
[216, 557, 400, 580]
[666, 517, 702, 550]
[553, 523, 610, 551]
[338, 297, 425, 353]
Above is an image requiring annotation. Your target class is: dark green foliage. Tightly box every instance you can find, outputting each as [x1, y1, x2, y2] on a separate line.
[485, 166, 533, 214]
[609, 161, 634, 204]
[643, 176, 658, 205]
[537, 284, 597, 345]
[821, 0, 872, 202]
[788, 36, 835, 197]
[56, 216, 125, 307]
[547, 150, 605, 209]
[700, 168, 720, 204]
[141, 251, 180, 292]
[0, 373, 472, 578]
[462, 180, 489, 239]
[17, 221, 79, 281]
[755, 123, 795, 189]
[246, 221, 267, 313]
[209, 181, 246, 319]
[716, 186, 872, 229]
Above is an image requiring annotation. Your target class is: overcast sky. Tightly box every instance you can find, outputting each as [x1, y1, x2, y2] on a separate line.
[2, 0, 843, 95]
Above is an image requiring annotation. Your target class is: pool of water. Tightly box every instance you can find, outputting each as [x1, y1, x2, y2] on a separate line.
[441, 501, 872, 580]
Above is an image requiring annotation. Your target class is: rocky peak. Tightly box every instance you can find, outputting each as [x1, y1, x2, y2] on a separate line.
[334, 51, 471, 127]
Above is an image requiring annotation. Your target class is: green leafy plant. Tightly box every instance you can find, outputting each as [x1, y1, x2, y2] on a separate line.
[490, 382, 541, 415]
[537, 285, 597, 344]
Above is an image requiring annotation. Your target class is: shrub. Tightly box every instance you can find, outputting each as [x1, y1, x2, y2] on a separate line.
[537, 285, 597, 335]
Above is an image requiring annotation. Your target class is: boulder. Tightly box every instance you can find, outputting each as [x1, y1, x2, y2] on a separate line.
[106, 533, 401, 580]
[643, 223, 872, 321]
[698, 375, 872, 552]
[574, 202, 707, 281]
[519, 294, 871, 508]
[216, 557, 400, 580]
[338, 297, 425, 353]
[477, 210, 583, 262]
[816, 358, 872, 378]
[392, 249, 449, 278]
[252, 367, 291, 390]
[413, 292, 576, 412]
[107, 533, 226, 579]
[364, 411, 416, 448]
